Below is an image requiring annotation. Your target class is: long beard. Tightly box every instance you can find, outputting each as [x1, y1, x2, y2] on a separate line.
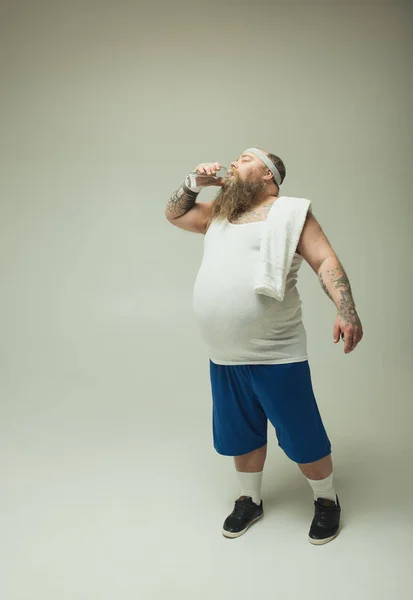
[209, 175, 267, 224]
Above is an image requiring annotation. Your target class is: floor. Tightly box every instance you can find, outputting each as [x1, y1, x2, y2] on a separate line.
[2, 369, 413, 600]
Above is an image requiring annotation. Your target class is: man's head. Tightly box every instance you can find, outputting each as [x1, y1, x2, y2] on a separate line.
[231, 149, 285, 187]
[208, 148, 286, 225]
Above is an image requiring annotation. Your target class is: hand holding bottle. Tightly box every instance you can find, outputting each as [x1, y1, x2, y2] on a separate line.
[185, 163, 231, 193]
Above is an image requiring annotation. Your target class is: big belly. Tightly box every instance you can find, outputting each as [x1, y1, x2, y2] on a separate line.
[192, 263, 290, 350]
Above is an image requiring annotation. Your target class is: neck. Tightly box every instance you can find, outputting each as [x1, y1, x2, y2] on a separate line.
[251, 187, 279, 210]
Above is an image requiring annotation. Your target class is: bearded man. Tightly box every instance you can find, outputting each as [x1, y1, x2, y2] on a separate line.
[165, 148, 363, 545]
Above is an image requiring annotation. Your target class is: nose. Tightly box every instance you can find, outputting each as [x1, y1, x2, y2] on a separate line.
[230, 160, 238, 170]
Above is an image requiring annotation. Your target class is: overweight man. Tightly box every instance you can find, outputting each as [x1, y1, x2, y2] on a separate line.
[165, 148, 363, 545]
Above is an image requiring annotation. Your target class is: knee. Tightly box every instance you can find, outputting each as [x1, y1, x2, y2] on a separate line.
[234, 444, 267, 472]
[296, 453, 332, 480]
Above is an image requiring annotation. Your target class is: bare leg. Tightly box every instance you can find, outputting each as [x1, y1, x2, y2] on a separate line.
[234, 444, 267, 472]
[296, 453, 333, 480]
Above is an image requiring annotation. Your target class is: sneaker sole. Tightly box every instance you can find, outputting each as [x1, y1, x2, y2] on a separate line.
[222, 512, 264, 538]
[308, 529, 339, 545]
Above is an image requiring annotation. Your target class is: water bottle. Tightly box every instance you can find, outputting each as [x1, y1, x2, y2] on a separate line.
[185, 166, 232, 191]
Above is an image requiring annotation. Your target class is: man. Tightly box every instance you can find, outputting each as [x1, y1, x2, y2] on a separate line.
[165, 148, 363, 545]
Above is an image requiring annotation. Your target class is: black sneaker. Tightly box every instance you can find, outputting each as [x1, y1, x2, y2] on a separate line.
[308, 495, 341, 545]
[222, 495, 264, 538]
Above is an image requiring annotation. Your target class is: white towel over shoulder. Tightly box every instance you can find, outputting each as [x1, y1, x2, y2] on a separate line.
[254, 196, 312, 302]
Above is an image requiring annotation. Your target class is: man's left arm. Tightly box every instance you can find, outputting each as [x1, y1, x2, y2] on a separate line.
[296, 212, 363, 354]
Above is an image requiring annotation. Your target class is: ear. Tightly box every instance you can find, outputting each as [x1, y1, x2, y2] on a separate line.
[263, 169, 273, 182]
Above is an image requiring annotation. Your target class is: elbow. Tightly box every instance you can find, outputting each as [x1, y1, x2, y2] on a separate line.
[317, 253, 340, 273]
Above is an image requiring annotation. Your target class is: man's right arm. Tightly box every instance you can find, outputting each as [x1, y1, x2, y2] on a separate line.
[165, 182, 212, 234]
[165, 162, 221, 233]
[165, 182, 200, 220]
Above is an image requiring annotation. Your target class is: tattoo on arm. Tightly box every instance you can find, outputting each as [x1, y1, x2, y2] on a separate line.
[318, 272, 333, 300]
[319, 265, 361, 327]
[166, 183, 199, 219]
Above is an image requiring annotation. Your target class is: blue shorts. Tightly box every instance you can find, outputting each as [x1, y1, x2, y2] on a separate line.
[209, 360, 331, 464]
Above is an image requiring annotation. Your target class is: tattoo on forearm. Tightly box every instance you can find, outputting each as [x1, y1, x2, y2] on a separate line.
[166, 183, 199, 218]
[319, 265, 361, 327]
[318, 273, 333, 300]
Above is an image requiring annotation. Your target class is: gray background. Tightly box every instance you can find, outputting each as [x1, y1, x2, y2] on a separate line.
[1, 0, 412, 598]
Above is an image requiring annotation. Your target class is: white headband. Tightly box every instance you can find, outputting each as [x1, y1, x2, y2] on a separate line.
[245, 147, 282, 187]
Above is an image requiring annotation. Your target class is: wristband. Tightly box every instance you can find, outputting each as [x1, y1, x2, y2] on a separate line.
[184, 172, 202, 194]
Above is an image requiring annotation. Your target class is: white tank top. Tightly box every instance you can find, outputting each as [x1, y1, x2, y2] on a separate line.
[192, 218, 308, 365]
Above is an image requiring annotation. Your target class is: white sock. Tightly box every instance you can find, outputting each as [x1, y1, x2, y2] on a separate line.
[305, 471, 337, 503]
[236, 470, 263, 506]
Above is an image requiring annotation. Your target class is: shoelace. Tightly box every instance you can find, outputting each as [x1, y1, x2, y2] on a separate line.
[318, 511, 331, 525]
[315, 501, 338, 524]
[232, 499, 253, 519]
